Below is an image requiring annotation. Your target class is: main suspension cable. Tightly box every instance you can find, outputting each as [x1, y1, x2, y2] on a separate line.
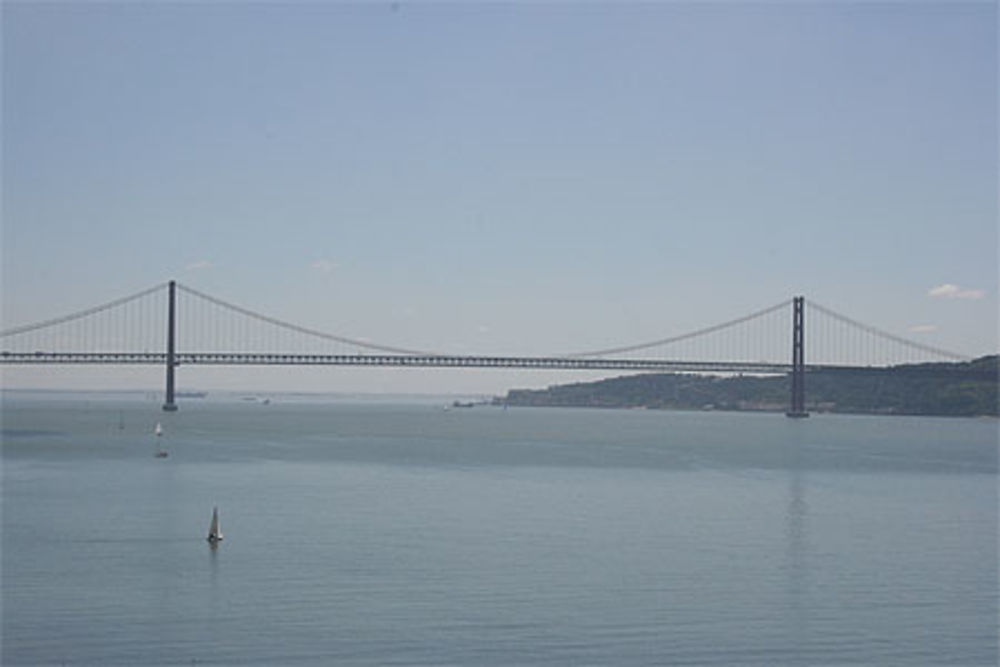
[176, 283, 438, 356]
[0, 283, 168, 338]
[809, 301, 971, 362]
[561, 299, 790, 358]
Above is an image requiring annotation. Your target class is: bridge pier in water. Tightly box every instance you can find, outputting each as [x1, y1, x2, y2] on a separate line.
[162, 280, 178, 412]
[786, 296, 809, 418]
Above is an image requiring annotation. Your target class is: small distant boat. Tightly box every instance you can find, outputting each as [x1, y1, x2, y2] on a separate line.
[242, 396, 271, 405]
[154, 422, 168, 458]
[175, 391, 207, 399]
[207, 507, 223, 545]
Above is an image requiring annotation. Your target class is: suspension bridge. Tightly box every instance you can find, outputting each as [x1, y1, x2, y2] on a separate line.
[0, 281, 974, 416]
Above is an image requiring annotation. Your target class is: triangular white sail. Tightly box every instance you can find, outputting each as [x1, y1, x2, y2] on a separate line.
[207, 507, 223, 543]
[153, 422, 168, 457]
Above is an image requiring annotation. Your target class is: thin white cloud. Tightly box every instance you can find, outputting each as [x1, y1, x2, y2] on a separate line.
[185, 259, 212, 271]
[908, 324, 937, 333]
[928, 284, 985, 300]
[310, 259, 338, 274]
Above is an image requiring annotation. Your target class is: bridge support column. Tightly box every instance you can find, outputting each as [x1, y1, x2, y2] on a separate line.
[162, 280, 178, 412]
[786, 296, 809, 418]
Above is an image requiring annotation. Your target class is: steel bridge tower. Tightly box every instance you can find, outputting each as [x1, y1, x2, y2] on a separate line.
[786, 296, 809, 418]
[162, 280, 178, 412]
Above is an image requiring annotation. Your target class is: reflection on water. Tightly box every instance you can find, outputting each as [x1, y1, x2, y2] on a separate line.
[785, 445, 809, 663]
[209, 540, 219, 589]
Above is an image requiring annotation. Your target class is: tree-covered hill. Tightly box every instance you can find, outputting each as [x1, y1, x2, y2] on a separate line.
[498, 356, 998, 417]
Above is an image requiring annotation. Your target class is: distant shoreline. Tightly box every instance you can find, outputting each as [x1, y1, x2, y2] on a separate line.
[496, 356, 999, 418]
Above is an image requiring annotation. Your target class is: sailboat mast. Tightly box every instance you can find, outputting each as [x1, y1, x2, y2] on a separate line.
[208, 507, 223, 543]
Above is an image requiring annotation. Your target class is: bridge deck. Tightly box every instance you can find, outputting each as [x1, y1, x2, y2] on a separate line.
[1, 351, 793, 374]
[7, 352, 983, 377]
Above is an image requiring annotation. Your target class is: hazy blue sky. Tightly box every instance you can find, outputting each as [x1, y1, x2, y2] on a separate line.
[2, 1, 996, 394]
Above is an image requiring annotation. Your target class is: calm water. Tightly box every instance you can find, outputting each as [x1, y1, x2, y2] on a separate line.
[2, 393, 997, 666]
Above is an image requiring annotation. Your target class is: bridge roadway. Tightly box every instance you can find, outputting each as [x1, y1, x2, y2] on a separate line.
[2, 351, 794, 374]
[4, 351, 986, 379]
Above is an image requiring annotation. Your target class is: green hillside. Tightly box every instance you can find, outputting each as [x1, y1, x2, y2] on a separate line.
[498, 356, 998, 417]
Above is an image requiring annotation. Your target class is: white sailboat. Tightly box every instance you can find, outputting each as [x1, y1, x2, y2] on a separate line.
[207, 507, 223, 545]
[154, 422, 168, 458]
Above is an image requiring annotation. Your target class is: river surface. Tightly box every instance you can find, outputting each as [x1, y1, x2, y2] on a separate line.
[2, 393, 997, 666]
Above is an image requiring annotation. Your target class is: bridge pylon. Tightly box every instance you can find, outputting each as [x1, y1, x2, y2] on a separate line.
[162, 280, 178, 412]
[786, 296, 809, 418]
